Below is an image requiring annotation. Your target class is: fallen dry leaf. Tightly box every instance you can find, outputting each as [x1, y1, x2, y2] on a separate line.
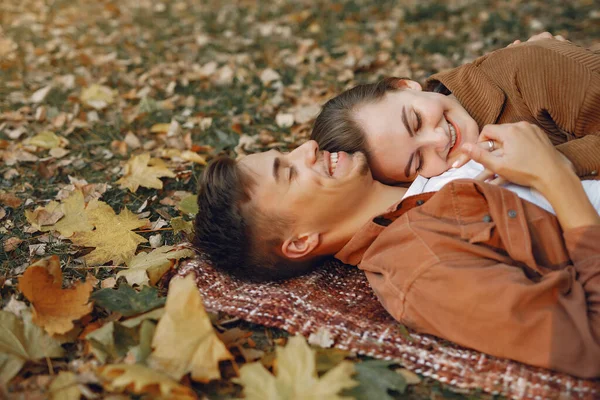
[234, 335, 357, 400]
[49, 189, 94, 237]
[81, 84, 116, 110]
[18, 256, 94, 335]
[117, 245, 195, 286]
[25, 201, 64, 232]
[98, 363, 196, 400]
[116, 153, 175, 193]
[148, 274, 233, 382]
[170, 217, 193, 234]
[49, 371, 82, 400]
[0, 310, 65, 385]
[23, 131, 69, 150]
[71, 202, 148, 266]
[0, 192, 23, 208]
[4, 236, 23, 252]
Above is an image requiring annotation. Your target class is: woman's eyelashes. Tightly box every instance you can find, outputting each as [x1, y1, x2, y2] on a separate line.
[415, 152, 424, 173]
[414, 110, 422, 132]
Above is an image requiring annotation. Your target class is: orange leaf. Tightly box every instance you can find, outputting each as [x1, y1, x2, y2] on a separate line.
[18, 256, 94, 335]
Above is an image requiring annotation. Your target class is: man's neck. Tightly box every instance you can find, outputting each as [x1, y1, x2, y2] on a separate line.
[321, 181, 408, 255]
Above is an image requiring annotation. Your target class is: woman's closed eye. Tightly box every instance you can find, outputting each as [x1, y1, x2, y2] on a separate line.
[415, 151, 424, 173]
[414, 110, 422, 132]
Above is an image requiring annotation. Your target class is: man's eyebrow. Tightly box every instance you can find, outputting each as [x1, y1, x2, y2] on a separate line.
[402, 106, 415, 178]
[272, 157, 281, 182]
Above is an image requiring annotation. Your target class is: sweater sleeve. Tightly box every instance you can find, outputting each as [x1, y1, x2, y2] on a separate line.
[512, 41, 600, 178]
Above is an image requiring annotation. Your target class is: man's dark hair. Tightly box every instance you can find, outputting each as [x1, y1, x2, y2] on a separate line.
[311, 77, 409, 163]
[193, 156, 316, 281]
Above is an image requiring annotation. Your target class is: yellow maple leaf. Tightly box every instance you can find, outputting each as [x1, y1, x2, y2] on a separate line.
[18, 256, 94, 335]
[98, 363, 196, 400]
[116, 153, 176, 193]
[80, 84, 116, 110]
[23, 131, 69, 150]
[52, 189, 94, 237]
[25, 190, 94, 237]
[148, 274, 233, 382]
[71, 204, 148, 266]
[234, 335, 357, 400]
[25, 201, 64, 232]
[117, 245, 195, 286]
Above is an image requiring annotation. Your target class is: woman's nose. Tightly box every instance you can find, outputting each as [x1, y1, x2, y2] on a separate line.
[418, 127, 448, 151]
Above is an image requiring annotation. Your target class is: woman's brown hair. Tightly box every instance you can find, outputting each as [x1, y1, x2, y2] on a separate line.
[311, 77, 409, 162]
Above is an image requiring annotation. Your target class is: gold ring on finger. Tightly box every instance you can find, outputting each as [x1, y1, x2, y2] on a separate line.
[487, 140, 494, 151]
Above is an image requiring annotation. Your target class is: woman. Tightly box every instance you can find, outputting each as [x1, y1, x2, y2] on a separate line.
[311, 37, 600, 185]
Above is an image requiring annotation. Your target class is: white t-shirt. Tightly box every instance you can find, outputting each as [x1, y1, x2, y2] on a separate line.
[402, 160, 600, 214]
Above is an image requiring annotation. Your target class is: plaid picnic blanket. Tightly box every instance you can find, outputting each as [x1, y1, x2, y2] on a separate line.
[178, 257, 600, 400]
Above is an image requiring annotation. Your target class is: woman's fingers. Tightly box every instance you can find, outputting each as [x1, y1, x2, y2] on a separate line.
[475, 168, 496, 182]
[451, 140, 501, 169]
[489, 176, 508, 186]
[461, 142, 501, 172]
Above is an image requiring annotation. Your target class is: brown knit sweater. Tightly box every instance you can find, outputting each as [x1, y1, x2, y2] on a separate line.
[426, 39, 600, 179]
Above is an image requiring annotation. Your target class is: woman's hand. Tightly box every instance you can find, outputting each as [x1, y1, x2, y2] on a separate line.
[459, 122, 573, 192]
[507, 31, 567, 47]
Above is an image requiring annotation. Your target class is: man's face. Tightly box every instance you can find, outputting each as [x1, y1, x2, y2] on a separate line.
[239, 140, 370, 235]
[355, 86, 480, 183]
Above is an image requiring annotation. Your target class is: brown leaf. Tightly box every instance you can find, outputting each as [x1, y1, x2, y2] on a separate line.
[0, 192, 23, 208]
[4, 237, 23, 252]
[18, 256, 94, 335]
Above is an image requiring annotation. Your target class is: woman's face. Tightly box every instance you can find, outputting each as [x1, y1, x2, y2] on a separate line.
[354, 82, 480, 183]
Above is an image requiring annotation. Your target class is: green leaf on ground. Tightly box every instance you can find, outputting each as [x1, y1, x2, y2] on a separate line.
[85, 321, 139, 363]
[91, 285, 166, 317]
[343, 360, 408, 400]
[177, 194, 198, 215]
[170, 217, 193, 234]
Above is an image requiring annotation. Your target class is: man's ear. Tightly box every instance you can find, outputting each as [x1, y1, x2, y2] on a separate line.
[390, 78, 422, 91]
[281, 233, 320, 260]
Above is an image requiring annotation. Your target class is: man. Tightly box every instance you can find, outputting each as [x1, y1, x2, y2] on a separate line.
[193, 122, 600, 378]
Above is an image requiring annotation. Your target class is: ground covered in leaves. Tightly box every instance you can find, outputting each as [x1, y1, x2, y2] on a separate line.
[1, 0, 599, 398]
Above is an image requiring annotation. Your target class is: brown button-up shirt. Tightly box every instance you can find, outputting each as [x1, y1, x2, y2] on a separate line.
[335, 179, 600, 378]
[425, 40, 600, 179]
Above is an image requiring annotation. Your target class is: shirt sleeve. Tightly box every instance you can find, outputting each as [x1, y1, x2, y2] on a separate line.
[511, 40, 600, 178]
[362, 218, 600, 378]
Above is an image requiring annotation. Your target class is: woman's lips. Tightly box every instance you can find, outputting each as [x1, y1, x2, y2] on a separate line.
[446, 117, 462, 157]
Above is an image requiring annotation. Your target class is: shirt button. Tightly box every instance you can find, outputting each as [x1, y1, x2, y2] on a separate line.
[416, 199, 425, 206]
[508, 209, 517, 218]
[482, 215, 492, 223]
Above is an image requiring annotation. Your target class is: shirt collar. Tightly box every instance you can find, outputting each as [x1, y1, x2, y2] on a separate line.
[334, 191, 435, 266]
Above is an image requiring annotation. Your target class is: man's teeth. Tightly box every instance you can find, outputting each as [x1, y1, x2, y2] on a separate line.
[330, 152, 338, 175]
[448, 122, 457, 148]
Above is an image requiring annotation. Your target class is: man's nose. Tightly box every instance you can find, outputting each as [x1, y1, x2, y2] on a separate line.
[291, 140, 318, 165]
